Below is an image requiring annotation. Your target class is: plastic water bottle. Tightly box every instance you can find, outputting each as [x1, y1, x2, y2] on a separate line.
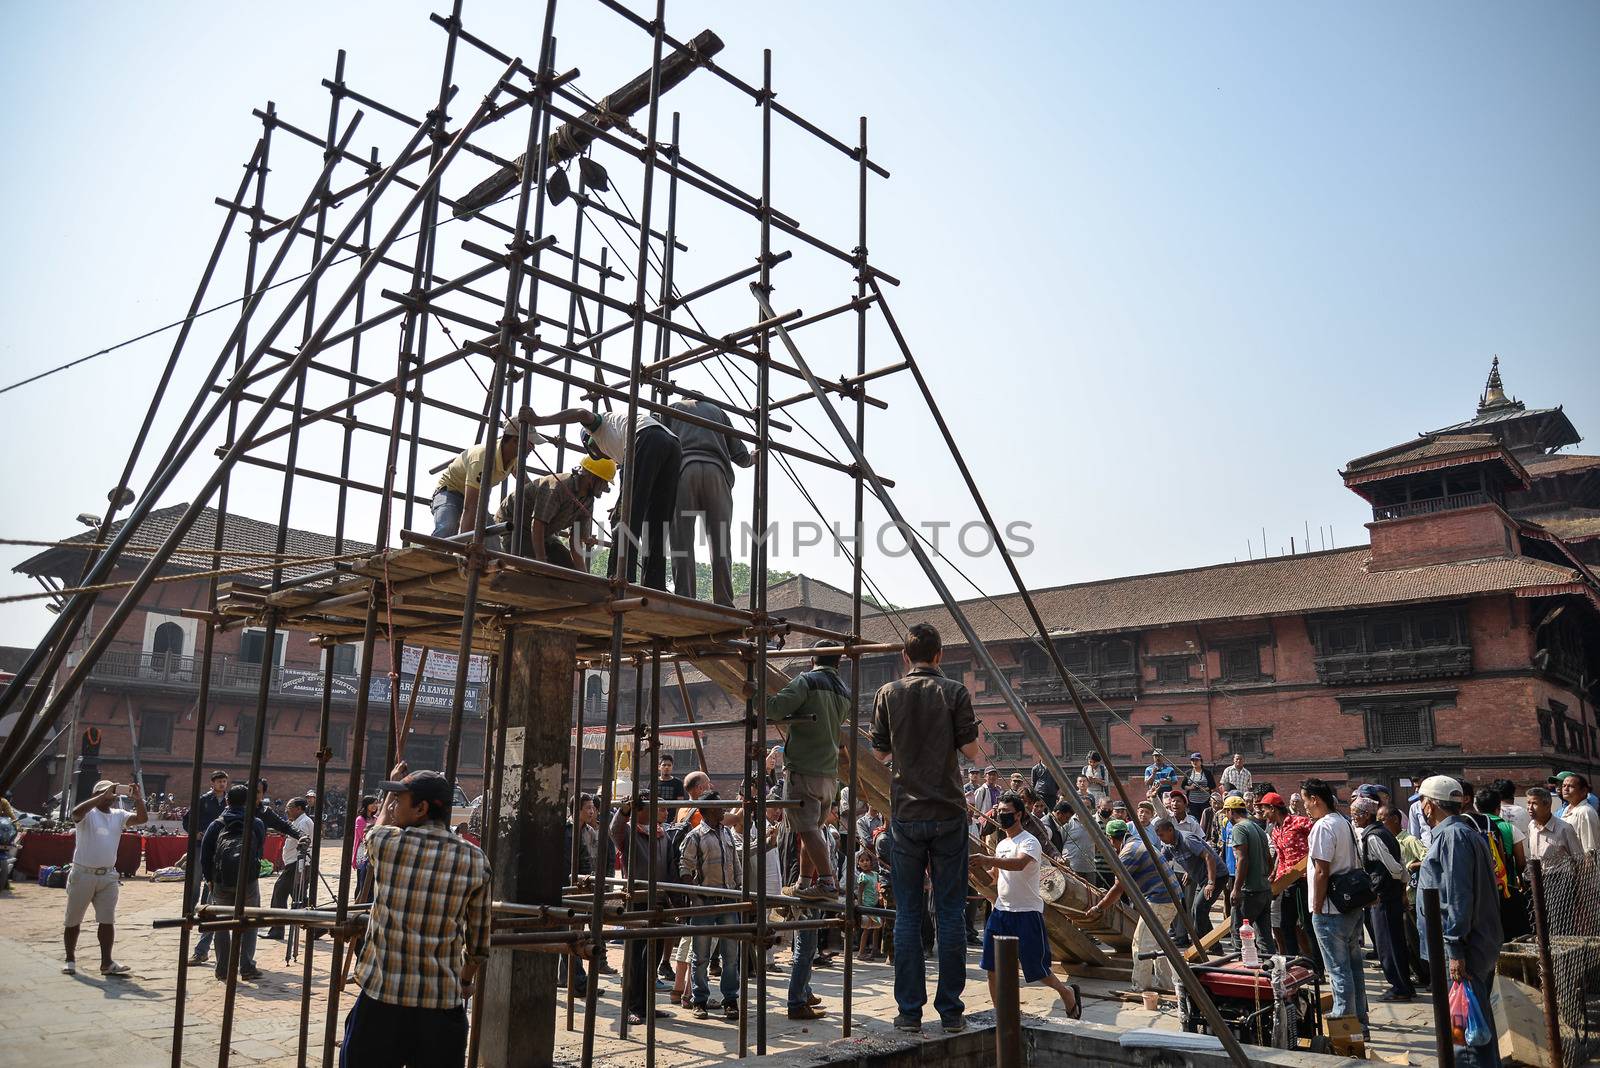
[1239, 918, 1260, 966]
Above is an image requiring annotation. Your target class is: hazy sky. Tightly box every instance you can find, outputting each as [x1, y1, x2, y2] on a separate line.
[0, 2, 1596, 650]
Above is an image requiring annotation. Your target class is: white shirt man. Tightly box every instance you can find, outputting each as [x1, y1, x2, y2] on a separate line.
[1306, 806, 1359, 916]
[282, 810, 316, 867]
[265, 802, 319, 941]
[1561, 794, 1600, 853]
[1526, 789, 1581, 864]
[968, 795, 1080, 1018]
[1219, 756, 1252, 795]
[64, 780, 146, 976]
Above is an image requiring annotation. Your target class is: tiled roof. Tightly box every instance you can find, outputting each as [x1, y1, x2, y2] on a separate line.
[1526, 509, 1600, 544]
[1431, 404, 1565, 433]
[766, 574, 856, 617]
[1343, 434, 1502, 475]
[858, 547, 1582, 645]
[15, 504, 374, 585]
[1520, 453, 1600, 479]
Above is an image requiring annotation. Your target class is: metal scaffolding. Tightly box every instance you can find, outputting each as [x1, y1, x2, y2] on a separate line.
[0, 2, 1253, 1065]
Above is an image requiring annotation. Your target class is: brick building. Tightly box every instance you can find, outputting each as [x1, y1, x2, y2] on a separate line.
[660, 362, 1600, 800]
[12, 506, 489, 815]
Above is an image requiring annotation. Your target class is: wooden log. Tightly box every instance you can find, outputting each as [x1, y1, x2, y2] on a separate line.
[478, 627, 575, 1068]
[1184, 916, 1233, 962]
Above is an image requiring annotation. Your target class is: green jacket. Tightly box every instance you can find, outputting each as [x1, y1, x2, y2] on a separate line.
[767, 667, 851, 778]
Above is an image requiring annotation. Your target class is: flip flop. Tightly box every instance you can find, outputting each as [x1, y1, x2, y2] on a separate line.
[1069, 983, 1082, 1020]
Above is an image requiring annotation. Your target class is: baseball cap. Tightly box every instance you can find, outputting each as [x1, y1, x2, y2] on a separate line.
[1259, 791, 1287, 809]
[500, 405, 536, 440]
[1151, 748, 1164, 756]
[94, 779, 117, 794]
[1222, 796, 1248, 811]
[1167, 788, 1186, 799]
[1189, 752, 1204, 760]
[1355, 784, 1384, 800]
[984, 765, 996, 774]
[377, 769, 453, 808]
[1419, 775, 1464, 803]
[1105, 819, 1129, 836]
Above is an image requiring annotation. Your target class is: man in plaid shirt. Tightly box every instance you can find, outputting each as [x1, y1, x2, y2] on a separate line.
[341, 765, 491, 1067]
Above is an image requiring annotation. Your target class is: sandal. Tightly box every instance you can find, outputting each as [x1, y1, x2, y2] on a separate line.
[1069, 983, 1082, 1020]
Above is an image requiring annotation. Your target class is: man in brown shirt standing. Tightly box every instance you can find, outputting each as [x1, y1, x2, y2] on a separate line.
[870, 623, 983, 1035]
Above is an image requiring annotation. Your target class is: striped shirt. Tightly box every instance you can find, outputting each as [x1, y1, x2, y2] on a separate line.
[1117, 838, 1177, 905]
[357, 823, 492, 1009]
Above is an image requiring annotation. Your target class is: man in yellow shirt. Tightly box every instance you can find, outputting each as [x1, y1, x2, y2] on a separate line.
[431, 408, 538, 537]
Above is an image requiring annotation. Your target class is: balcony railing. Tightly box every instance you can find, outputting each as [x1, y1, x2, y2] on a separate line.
[1314, 645, 1472, 685]
[1372, 492, 1491, 521]
[87, 649, 484, 713]
[1018, 669, 1139, 700]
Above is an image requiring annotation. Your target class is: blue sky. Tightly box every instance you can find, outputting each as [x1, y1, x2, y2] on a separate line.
[0, 2, 1595, 647]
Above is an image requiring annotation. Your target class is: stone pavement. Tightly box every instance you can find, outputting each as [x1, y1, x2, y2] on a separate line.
[0, 868, 1445, 1065]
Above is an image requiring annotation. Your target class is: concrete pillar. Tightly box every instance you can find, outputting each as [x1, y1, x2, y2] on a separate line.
[480, 626, 575, 1068]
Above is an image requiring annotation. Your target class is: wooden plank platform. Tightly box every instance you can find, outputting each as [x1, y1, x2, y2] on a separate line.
[216, 545, 756, 653]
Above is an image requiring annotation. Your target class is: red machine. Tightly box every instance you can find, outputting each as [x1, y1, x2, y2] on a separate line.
[1177, 952, 1327, 1051]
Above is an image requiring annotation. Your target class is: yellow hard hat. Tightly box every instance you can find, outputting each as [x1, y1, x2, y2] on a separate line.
[580, 456, 617, 483]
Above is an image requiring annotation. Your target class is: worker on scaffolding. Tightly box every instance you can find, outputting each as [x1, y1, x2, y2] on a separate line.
[492, 456, 615, 568]
[767, 639, 851, 904]
[430, 407, 539, 538]
[528, 406, 681, 589]
[665, 397, 755, 606]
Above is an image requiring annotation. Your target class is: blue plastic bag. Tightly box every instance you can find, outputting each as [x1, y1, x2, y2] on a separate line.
[1462, 979, 1492, 1048]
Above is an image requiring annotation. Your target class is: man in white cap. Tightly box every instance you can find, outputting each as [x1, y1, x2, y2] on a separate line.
[1416, 775, 1504, 1067]
[63, 779, 146, 975]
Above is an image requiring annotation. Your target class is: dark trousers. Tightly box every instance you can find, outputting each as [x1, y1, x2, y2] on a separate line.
[1372, 891, 1416, 997]
[1233, 888, 1276, 955]
[627, 923, 668, 1016]
[265, 863, 301, 938]
[341, 993, 467, 1067]
[620, 427, 681, 590]
[888, 816, 968, 1023]
[672, 461, 736, 605]
[1403, 896, 1430, 986]
[1278, 881, 1322, 972]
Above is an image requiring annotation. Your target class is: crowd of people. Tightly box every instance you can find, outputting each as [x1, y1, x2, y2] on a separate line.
[1012, 754, 1599, 1067]
[39, 621, 1600, 1066]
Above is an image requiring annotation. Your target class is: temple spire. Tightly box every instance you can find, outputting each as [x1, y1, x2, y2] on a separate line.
[1478, 354, 1513, 412]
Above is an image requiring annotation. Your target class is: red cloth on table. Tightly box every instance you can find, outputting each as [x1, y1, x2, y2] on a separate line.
[14, 832, 142, 877]
[143, 835, 189, 872]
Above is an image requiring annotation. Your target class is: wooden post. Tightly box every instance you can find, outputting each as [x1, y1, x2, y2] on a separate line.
[479, 627, 576, 1068]
[1528, 859, 1565, 1068]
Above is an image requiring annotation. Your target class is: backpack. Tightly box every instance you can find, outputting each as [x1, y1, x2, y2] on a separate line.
[1469, 814, 1512, 899]
[0, 815, 16, 849]
[213, 821, 257, 889]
